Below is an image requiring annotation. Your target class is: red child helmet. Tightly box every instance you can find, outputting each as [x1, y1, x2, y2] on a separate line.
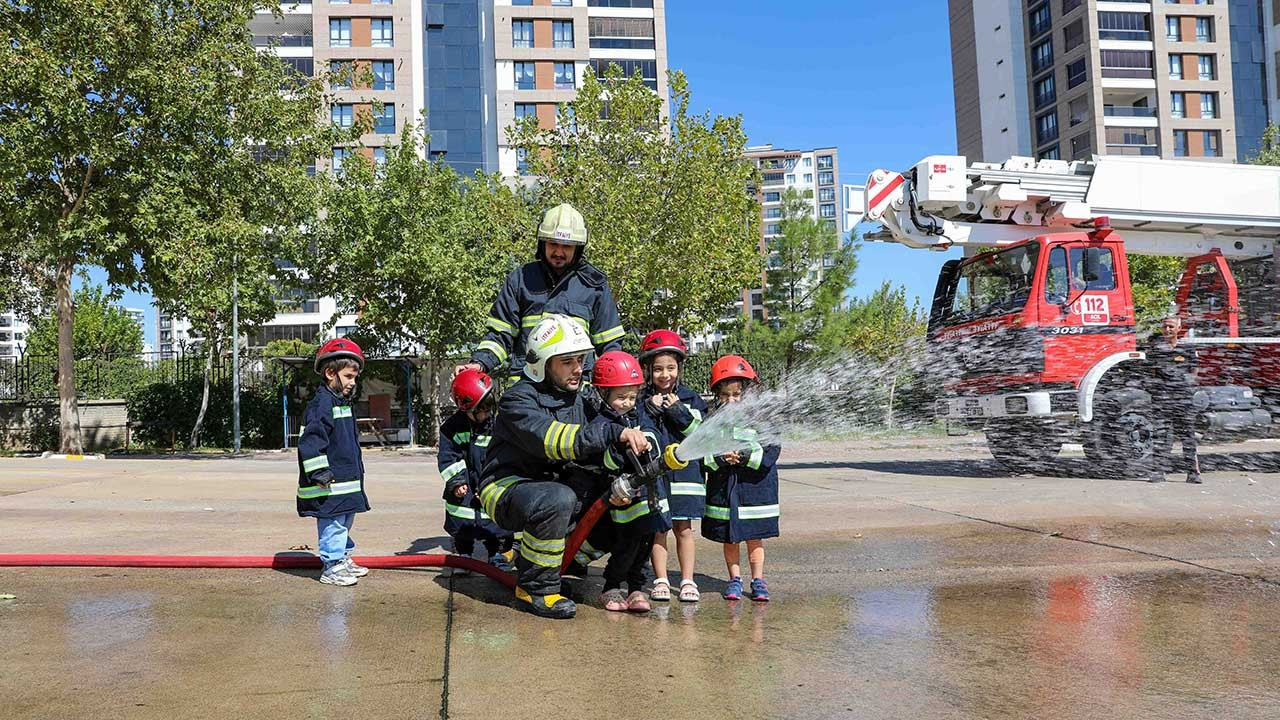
[592, 350, 644, 388]
[451, 368, 494, 412]
[709, 355, 757, 390]
[638, 329, 688, 362]
[314, 337, 366, 374]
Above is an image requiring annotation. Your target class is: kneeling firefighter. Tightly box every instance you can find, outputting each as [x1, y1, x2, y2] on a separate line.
[477, 314, 652, 619]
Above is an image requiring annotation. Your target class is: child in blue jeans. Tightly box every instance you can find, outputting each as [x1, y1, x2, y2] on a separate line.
[297, 339, 371, 586]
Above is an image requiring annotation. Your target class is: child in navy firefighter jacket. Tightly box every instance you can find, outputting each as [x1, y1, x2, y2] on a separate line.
[438, 369, 514, 572]
[584, 351, 661, 613]
[701, 355, 781, 603]
[297, 339, 371, 587]
[637, 330, 708, 603]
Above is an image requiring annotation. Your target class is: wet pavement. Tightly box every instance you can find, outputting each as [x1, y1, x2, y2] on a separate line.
[3, 438, 1280, 719]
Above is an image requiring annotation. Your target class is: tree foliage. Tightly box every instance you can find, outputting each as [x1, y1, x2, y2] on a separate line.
[0, 0, 335, 451]
[1248, 123, 1280, 166]
[508, 67, 762, 331]
[25, 285, 143, 359]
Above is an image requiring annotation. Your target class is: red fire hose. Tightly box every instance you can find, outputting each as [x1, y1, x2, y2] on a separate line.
[0, 552, 516, 588]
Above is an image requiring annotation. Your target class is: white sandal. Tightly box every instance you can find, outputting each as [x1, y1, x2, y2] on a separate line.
[650, 578, 672, 601]
[679, 579, 700, 603]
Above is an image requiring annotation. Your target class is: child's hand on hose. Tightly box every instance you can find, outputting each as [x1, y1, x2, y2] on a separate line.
[618, 427, 651, 456]
[453, 484, 468, 498]
[722, 451, 742, 466]
[609, 476, 636, 506]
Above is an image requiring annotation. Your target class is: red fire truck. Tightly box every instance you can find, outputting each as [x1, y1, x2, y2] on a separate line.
[865, 155, 1280, 475]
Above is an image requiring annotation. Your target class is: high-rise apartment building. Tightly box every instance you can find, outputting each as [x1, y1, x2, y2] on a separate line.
[0, 310, 29, 359]
[950, 0, 1276, 164]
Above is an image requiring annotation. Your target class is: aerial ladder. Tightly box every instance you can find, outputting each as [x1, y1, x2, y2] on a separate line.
[862, 155, 1280, 475]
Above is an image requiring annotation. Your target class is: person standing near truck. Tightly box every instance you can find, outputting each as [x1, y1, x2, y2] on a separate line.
[1145, 314, 1202, 484]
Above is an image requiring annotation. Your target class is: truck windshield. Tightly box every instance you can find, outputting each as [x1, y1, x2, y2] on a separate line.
[942, 244, 1040, 326]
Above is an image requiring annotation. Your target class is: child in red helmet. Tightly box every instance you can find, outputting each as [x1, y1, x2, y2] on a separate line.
[439, 369, 515, 575]
[585, 350, 661, 613]
[637, 329, 709, 603]
[297, 338, 371, 586]
[702, 355, 781, 602]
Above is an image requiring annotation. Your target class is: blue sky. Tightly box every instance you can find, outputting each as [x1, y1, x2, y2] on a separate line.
[98, 0, 963, 346]
[665, 0, 962, 309]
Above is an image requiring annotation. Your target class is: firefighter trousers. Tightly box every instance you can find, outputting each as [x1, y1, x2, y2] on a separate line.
[492, 480, 576, 595]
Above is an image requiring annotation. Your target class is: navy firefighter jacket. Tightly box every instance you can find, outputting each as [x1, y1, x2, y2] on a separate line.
[477, 378, 624, 519]
[437, 410, 507, 538]
[589, 402, 665, 534]
[469, 253, 625, 378]
[701, 426, 781, 544]
[639, 384, 709, 521]
[296, 387, 369, 518]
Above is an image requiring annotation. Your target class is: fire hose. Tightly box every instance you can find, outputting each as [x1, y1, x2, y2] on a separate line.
[0, 444, 687, 592]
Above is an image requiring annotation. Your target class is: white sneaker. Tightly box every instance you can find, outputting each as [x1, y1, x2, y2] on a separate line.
[343, 558, 370, 578]
[320, 564, 357, 586]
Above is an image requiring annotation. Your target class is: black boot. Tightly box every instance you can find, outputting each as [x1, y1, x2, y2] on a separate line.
[515, 586, 576, 619]
[1186, 471, 1202, 484]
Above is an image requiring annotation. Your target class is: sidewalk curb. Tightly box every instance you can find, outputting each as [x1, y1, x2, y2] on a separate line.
[40, 452, 106, 461]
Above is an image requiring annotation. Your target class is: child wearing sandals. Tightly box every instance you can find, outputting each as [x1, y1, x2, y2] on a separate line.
[701, 355, 781, 602]
[589, 351, 662, 613]
[637, 330, 708, 604]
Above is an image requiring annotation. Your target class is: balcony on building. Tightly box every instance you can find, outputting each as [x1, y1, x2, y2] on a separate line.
[1102, 90, 1158, 127]
[250, 12, 313, 57]
[1104, 126, 1160, 156]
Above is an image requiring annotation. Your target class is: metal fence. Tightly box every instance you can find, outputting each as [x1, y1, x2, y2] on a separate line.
[0, 352, 288, 402]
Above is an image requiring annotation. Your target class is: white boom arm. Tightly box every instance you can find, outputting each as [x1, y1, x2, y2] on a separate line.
[865, 155, 1280, 259]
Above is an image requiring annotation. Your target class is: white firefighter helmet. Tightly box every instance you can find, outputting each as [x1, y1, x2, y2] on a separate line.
[537, 203, 588, 246]
[523, 313, 593, 383]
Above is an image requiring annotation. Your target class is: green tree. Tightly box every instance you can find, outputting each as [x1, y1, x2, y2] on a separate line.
[762, 188, 858, 373]
[508, 67, 762, 331]
[0, 0, 335, 452]
[312, 124, 532, 432]
[1128, 254, 1186, 333]
[840, 282, 927, 427]
[1248, 123, 1280, 166]
[25, 285, 144, 359]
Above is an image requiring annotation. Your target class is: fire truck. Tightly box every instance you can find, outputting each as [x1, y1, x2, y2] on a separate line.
[864, 155, 1280, 475]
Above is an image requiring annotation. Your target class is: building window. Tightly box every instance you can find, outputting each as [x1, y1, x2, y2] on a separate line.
[514, 102, 536, 121]
[1066, 58, 1086, 89]
[818, 171, 834, 186]
[1195, 17, 1212, 42]
[817, 155, 833, 169]
[374, 104, 395, 133]
[1204, 130, 1221, 156]
[1070, 132, 1092, 160]
[1098, 11, 1149, 41]
[589, 58, 658, 89]
[372, 60, 395, 90]
[553, 20, 574, 49]
[765, 207, 782, 219]
[763, 191, 781, 203]
[371, 19, 393, 47]
[1028, 3, 1051, 38]
[1068, 96, 1088, 126]
[765, 224, 781, 236]
[373, 147, 386, 167]
[1170, 92, 1185, 117]
[803, 157, 812, 167]
[331, 104, 354, 128]
[332, 147, 350, 173]
[819, 187, 835, 202]
[1169, 54, 1183, 79]
[804, 173, 813, 183]
[512, 20, 533, 48]
[1032, 40, 1053, 75]
[330, 60, 353, 90]
[1198, 54, 1215, 80]
[514, 62, 535, 90]
[819, 204, 836, 218]
[512, 0, 532, 4]
[1063, 20, 1083, 52]
[1100, 50, 1153, 79]
[1166, 16, 1181, 41]
[1034, 74, 1056, 110]
[1036, 111, 1059, 144]
[762, 171, 785, 185]
[554, 62, 576, 89]
[785, 173, 795, 184]
[1174, 130, 1189, 157]
[1200, 92, 1217, 119]
[1107, 127, 1158, 155]
[515, 148, 529, 173]
[1061, 0, 1081, 12]
[1038, 144, 1060, 160]
[329, 19, 351, 47]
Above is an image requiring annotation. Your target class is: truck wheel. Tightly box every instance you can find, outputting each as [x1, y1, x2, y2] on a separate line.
[985, 421, 1063, 475]
[1086, 397, 1172, 477]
